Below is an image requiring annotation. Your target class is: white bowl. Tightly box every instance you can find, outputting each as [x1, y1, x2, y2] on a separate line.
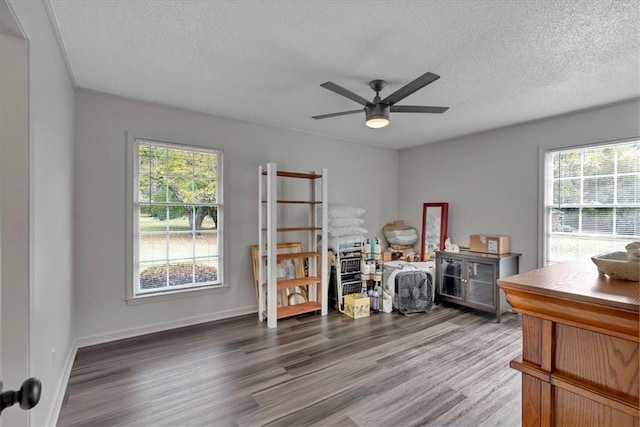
[591, 251, 640, 282]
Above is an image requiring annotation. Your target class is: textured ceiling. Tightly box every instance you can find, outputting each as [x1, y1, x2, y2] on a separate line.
[47, 0, 639, 149]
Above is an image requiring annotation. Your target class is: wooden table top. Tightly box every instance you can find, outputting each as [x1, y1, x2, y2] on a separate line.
[498, 258, 639, 312]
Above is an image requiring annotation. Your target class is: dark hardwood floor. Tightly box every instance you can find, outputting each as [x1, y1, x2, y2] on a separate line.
[58, 305, 522, 426]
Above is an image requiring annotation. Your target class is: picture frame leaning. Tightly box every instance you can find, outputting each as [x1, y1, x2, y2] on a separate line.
[251, 241, 307, 308]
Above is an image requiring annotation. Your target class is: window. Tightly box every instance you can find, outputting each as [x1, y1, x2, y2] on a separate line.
[543, 140, 639, 265]
[130, 138, 223, 298]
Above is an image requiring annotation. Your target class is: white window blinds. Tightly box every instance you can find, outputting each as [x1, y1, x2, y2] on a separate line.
[544, 140, 640, 264]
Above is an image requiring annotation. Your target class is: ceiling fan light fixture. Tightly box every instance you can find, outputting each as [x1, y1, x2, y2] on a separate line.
[365, 104, 390, 129]
[366, 116, 389, 129]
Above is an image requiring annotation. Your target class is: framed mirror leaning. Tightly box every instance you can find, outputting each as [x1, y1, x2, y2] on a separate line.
[421, 202, 449, 261]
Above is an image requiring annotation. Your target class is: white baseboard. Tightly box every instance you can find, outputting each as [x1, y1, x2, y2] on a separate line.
[46, 341, 78, 427]
[75, 305, 257, 348]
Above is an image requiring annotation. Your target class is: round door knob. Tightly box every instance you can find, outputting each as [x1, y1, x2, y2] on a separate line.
[18, 378, 41, 410]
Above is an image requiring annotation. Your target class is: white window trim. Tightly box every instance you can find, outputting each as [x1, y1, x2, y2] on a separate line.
[539, 136, 640, 267]
[125, 132, 226, 304]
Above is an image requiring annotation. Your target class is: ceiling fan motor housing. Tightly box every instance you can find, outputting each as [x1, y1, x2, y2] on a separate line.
[366, 103, 390, 121]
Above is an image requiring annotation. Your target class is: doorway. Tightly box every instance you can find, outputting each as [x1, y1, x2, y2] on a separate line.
[0, 1, 30, 425]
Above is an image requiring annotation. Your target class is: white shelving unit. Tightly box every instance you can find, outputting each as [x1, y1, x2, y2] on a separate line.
[258, 163, 328, 328]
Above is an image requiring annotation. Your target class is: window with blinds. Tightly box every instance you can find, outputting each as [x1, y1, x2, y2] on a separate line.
[544, 140, 640, 265]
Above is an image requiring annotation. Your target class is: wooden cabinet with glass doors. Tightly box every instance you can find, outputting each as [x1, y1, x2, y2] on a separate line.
[435, 250, 520, 322]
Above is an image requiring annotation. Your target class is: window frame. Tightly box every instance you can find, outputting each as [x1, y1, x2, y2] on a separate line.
[540, 137, 640, 266]
[125, 133, 227, 304]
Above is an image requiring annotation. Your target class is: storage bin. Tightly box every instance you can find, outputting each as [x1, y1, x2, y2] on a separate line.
[344, 294, 370, 319]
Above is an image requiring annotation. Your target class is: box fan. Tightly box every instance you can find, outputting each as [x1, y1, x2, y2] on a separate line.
[394, 270, 434, 314]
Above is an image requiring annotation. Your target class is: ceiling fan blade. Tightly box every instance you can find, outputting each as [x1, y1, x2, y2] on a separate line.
[381, 72, 440, 106]
[320, 82, 370, 106]
[390, 105, 449, 113]
[312, 109, 363, 120]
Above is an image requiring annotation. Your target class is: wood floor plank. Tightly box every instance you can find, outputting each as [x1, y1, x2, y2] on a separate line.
[264, 387, 372, 427]
[58, 305, 522, 426]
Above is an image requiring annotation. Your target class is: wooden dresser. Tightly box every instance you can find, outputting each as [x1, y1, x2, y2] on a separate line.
[498, 259, 639, 427]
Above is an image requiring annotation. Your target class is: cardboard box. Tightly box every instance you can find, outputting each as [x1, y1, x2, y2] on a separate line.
[469, 234, 510, 254]
[344, 294, 370, 319]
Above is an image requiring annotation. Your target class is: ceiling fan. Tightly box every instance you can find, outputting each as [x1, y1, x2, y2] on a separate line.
[312, 71, 448, 129]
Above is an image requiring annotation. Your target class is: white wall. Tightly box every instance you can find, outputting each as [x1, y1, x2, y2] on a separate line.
[8, 0, 76, 425]
[74, 91, 398, 342]
[398, 100, 640, 273]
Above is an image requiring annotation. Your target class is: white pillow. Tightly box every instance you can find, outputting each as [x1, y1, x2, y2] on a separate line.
[319, 205, 366, 219]
[388, 228, 417, 238]
[385, 228, 418, 245]
[329, 217, 364, 228]
[328, 226, 369, 237]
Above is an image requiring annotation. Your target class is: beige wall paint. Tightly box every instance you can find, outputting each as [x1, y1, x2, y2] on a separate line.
[398, 99, 640, 274]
